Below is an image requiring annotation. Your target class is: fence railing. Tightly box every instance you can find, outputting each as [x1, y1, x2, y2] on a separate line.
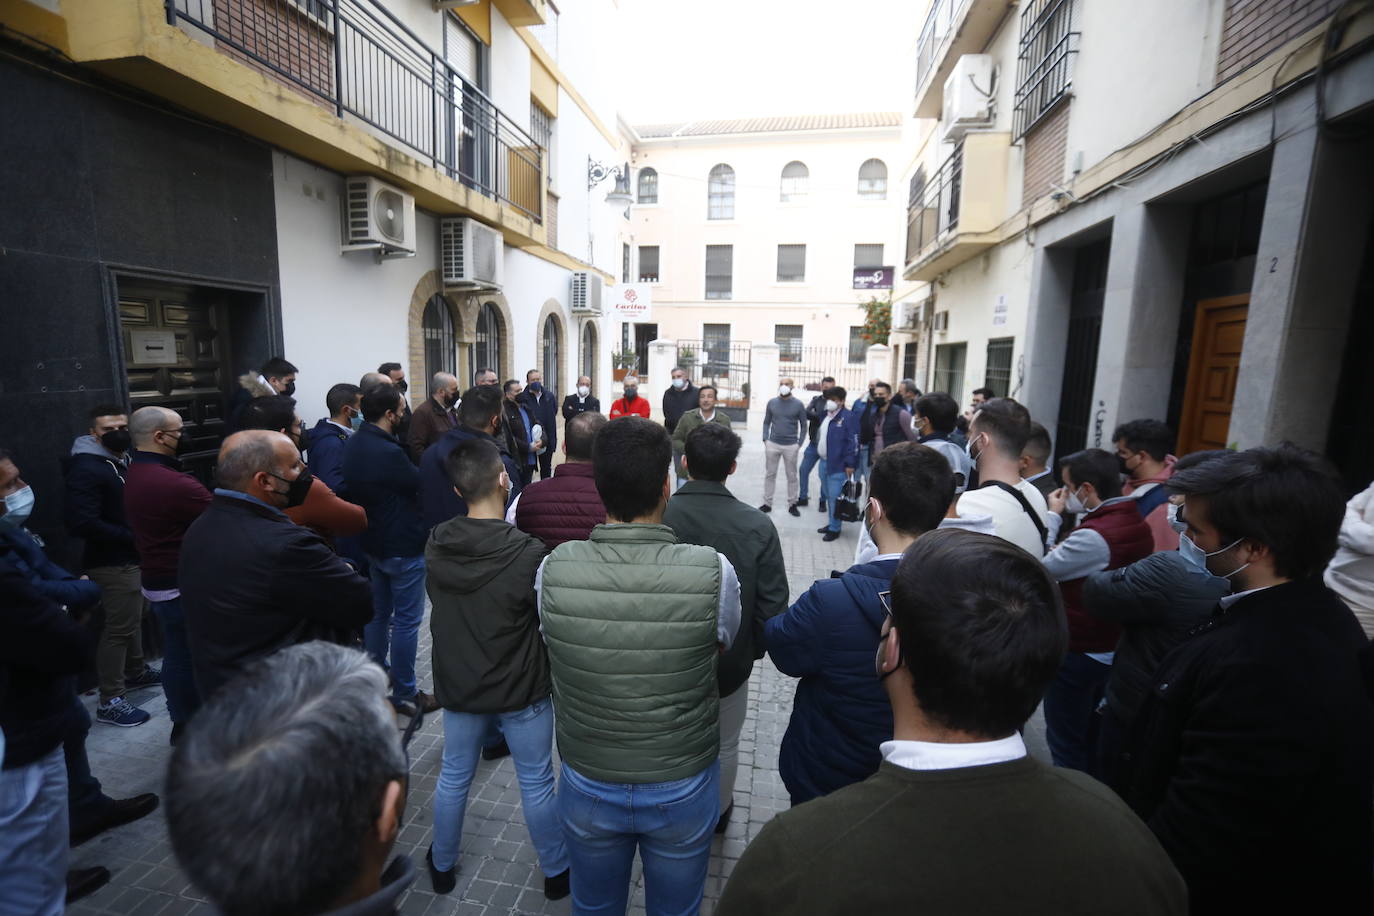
[779, 347, 869, 397]
[168, 0, 542, 221]
[914, 0, 959, 99]
[905, 142, 963, 265]
[677, 339, 752, 414]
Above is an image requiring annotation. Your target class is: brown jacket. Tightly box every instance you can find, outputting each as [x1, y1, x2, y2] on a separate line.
[408, 397, 457, 463]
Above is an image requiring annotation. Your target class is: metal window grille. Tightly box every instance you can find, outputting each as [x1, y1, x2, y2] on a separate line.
[638, 246, 660, 283]
[854, 244, 885, 268]
[848, 327, 868, 364]
[580, 321, 596, 379]
[933, 343, 967, 397]
[422, 294, 455, 381]
[708, 164, 735, 220]
[905, 145, 962, 263]
[985, 337, 1015, 398]
[622, 244, 630, 283]
[637, 167, 658, 204]
[775, 325, 804, 363]
[777, 244, 806, 282]
[705, 245, 733, 299]
[780, 161, 809, 202]
[701, 325, 733, 375]
[858, 159, 888, 199]
[529, 102, 551, 151]
[474, 301, 504, 380]
[1012, 0, 1080, 140]
[542, 315, 560, 389]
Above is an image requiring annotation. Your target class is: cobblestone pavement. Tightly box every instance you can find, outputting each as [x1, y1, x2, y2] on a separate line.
[71, 436, 1049, 915]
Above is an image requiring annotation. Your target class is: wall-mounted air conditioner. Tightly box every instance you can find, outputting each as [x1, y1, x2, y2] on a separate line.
[570, 272, 603, 315]
[342, 176, 416, 256]
[934, 310, 950, 332]
[440, 217, 503, 289]
[942, 54, 995, 143]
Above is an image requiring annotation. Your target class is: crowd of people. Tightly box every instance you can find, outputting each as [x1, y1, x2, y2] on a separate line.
[2, 355, 1373, 916]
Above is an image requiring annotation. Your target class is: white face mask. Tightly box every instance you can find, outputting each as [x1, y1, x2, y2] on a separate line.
[2, 485, 35, 528]
[824, 400, 841, 413]
[1064, 486, 1088, 515]
[671, 378, 686, 390]
[778, 385, 791, 397]
[577, 385, 590, 398]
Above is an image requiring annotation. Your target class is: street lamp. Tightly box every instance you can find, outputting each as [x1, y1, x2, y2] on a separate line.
[588, 157, 633, 210]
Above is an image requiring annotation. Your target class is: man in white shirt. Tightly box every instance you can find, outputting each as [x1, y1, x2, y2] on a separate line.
[952, 398, 1052, 556]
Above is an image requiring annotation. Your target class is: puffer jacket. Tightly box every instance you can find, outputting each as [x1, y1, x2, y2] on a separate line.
[513, 462, 605, 549]
[765, 557, 896, 805]
[226, 372, 276, 434]
[62, 435, 137, 569]
[1327, 481, 1374, 638]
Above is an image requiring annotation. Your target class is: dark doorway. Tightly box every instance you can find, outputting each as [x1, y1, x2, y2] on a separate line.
[1053, 238, 1109, 465]
[1326, 212, 1374, 495]
[633, 323, 658, 375]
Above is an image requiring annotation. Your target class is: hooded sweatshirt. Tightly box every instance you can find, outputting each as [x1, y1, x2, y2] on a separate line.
[425, 516, 549, 713]
[63, 435, 137, 569]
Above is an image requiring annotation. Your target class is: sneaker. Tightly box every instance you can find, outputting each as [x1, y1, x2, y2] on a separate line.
[822, 530, 841, 542]
[124, 666, 162, 690]
[482, 737, 511, 761]
[426, 846, 457, 894]
[757, 504, 771, 513]
[544, 868, 571, 901]
[96, 697, 150, 728]
[796, 498, 809, 507]
[66, 867, 110, 904]
[788, 505, 800, 517]
[71, 793, 160, 846]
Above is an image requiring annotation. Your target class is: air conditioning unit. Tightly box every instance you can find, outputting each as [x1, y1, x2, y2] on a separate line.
[342, 176, 416, 256]
[570, 272, 603, 315]
[934, 309, 950, 332]
[942, 54, 995, 143]
[439, 217, 503, 289]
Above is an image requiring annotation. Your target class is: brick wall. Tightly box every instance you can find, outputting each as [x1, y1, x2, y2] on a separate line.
[1022, 100, 1071, 204]
[1217, 0, 1340, 83]
[213, 0, 334, 100]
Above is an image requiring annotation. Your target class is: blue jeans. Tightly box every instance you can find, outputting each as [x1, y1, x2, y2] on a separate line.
[855, 445, 871, 482]
[63, 698, 109, 831]
[823, 468, 849, 533]
[364, 554, 427, 701]
[0, 746, 68, 916]
[559, 761, 719, 916]
[1043, 651, 1112, 772]
[151, 597, 201, 724]
[432, 699, 567, 876]
[798, 442, 820, 501]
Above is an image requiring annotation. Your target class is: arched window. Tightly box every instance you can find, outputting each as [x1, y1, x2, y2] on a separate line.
[581, 322, 597, 381]
[422, 295, 455, 384]
[779, 161, 808, 202]
[707, 163, 735, 220]
[474, 302, 504, 381]
[637, 167, 658, 204]
[542, 315, 561, 392]
[858, 158, 888, 199]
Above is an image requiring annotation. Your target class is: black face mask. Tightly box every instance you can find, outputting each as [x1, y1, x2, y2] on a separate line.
[271, 467, 313, 508]
[101, 429, 132, 454]
[171, 431, 191, 456]
[282, 380, 296, 397]
[395, 380, 408, 394]
[872, 397, 888, 409]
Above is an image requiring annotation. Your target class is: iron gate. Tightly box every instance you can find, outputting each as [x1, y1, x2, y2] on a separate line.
[677, 339, 752, 422]
[782, 345, 869, 397]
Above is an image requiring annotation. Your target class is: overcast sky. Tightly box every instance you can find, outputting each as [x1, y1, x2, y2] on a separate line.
[618, 0, 922, 125]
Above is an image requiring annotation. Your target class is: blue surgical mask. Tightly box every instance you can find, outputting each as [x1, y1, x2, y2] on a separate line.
[350, 413, 364, 431]
[1166, 502, 1186, 533]
[1179, 532, 1249, 579]
[2, 485, 35, 528]
[964, 432, 983, 463]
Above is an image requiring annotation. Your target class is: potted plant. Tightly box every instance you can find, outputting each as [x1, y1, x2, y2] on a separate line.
[677, 346, 697, 372]
[611, 349, 638, 382]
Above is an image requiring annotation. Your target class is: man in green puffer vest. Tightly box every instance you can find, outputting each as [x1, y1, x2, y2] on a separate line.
[538, 417, 741, 916]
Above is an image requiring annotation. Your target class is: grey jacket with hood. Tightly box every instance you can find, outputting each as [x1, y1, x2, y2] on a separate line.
[62, 435, 137, 569]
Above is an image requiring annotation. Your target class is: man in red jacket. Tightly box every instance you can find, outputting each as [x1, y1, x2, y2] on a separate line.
[608, 376, 651, 420]
[125, 407, 212, 740]
[1041, 448, 1153, 772]
[510, 411, 607, 549]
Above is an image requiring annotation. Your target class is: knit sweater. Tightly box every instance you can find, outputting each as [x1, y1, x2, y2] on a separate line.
[762, 396, 806, 445]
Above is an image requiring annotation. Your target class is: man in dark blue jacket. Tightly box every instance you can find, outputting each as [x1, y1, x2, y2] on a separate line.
[343, 384, 437, 715]
[767, 442, 954, 805]
[816, 387, 859, 542]
[306, 383, 363, 493]
[518, 369, 559, 481]
[419, 386, 522, 530]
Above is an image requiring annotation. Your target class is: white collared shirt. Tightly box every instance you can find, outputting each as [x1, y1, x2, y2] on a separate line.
[879, 733, 1027, 771]
[1218, 585, 1271, 609]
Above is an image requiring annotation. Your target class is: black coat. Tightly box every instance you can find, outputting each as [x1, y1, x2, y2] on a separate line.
[502, 400, 533, 467]
[804, 394, 826, 445]
[342, 422, 426, 558]
[62, 440, 138, 569]
[517, 388, 559, 452]
[179, 494, 373, 699]
[561, 393, 601, 421]
[1120, 577, 1374, 913]
[662, 384, 698, 433]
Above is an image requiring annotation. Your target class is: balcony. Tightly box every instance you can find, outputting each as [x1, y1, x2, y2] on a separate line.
[913, 0, 1014, 119]
[903, 132, 1010, 281]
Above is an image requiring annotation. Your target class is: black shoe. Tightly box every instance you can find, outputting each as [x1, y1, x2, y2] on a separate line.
[715, 803, 734, 834]
[481, 738, 511, 761]
[66, 866, 110, 904]
[427, 846, 457, 894]
[788, 505, 800, 517]
[757, 504, 771, 513]
[415, 690, 441, 714]
[169, 722, 186, 746]
[817, 526, 831, 534]
[71, 793, 159, 846]
[818, 500, 827, 512]
[544, 868, 571, 901]
[796, 498, 809, 507]
[822, 531, 841, 542]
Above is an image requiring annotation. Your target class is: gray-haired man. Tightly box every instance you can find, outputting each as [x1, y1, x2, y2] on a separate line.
[165, 642, 414, 916]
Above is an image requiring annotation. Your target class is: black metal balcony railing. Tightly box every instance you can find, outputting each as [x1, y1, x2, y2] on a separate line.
[167, 0, 543, 222]
[905, 142, 963, 265]
[1012, 0, 1079, 139]
[914, 0, 958, 98]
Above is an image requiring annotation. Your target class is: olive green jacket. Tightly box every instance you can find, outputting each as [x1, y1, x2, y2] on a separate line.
[671, 408, 733, 478]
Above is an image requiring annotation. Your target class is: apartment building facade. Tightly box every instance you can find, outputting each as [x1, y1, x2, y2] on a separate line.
[624, 115, 906, 404]
[892, 0, 1374, 491]
[1, 0, 628, 558]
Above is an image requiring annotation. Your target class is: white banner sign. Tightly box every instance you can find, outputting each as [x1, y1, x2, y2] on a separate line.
[606, 284, 653, 322]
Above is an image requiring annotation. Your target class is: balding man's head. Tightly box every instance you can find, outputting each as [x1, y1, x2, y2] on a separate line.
[217, 430, 301, 507]
[359, 372, 388, 393]
[130, 406, 184, 451]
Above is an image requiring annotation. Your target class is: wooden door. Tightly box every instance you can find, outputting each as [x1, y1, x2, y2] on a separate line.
[1176, 295, 1248, 454]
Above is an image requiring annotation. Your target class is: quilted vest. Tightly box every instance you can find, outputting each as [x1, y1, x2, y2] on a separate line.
[514, 462, 606, 549]
[1060, 499, 1156, 652]
[540, 523, 722, 783]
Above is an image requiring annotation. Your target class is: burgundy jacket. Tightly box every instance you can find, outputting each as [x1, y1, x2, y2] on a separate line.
[1059, 499, 1154, 653]
[513, 462, 606, 549]
[124, 450, 213, 591]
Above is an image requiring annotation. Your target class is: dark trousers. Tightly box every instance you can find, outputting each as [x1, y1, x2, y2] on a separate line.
[1043, 651, 1112, 772]
[64, 698, 110, 830]
[519, 463, 535, 486]
[150, 597, 201, 724]
[536, 451, 553, 480]
[1092, 702, 1130, 789]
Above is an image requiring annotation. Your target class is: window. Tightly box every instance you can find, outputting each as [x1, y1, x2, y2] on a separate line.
[703, 323, 732, 375]
[934, 343, 968, 398]
[637, 167, 658, 204]
[542, 315, 561, 391]
[854, 244, 885, 267]
[848, 327, 868, 364]
[638, 245, 660, 283]
[858, 159, 888, 199]
[775, 325, 804, 363]
[780, 161, 808, 202]
[580, 321, 597, 380]
[776, 244, 806, 282]
[705, 245, 733, 299]
[474, 302, 504, 380]
[622, 243, 630, 283]
[708, 163, 735, 219]
[529, 102, 555, 191]
[985, 337, 1014, 398]
[1012, 0, 1079, 139]
[422, 295, 455, 384]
